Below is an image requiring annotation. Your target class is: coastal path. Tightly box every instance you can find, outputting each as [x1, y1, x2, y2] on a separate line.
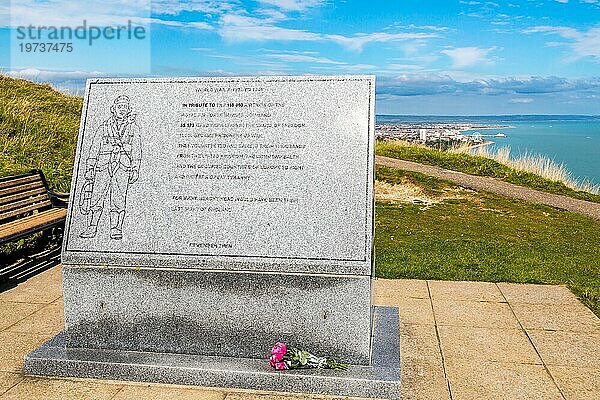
[376, 155, 600, 220]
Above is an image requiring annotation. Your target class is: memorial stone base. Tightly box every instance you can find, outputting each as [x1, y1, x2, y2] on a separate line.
[26, 307, 401, 399]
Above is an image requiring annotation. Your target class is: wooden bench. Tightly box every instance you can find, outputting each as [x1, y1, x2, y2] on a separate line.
[0, 170, 68, 245]
[0, 170, 68, 284]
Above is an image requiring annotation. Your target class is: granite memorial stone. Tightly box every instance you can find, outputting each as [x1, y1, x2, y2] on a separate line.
[25, 75, 401, 399]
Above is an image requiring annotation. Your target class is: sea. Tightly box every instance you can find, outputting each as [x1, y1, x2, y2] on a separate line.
[376, 115, 600, 186]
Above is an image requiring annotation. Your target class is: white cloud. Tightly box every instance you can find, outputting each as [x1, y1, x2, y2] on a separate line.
[376, 73, 600, 98]
[441, 47, 497, 68]
[219, 14, 320, 42]
[132, 18, 214, 30]
[256, 0, 324, 11]
[217, 14, 438, 51]
[186, 21, 214, 30]
[151, 0, 236, 16]
[343, 64, 377, 71]
[6, 68, 105, 80]
[5, 0, 439, 53]
[3, 1, 237, 28]
[524, 26, 579, 38]
[325, 32, 438, 52]
[257, 8, 288, 21]
[5, 68, 106, 94]
[6, 1, 152, 27]
[509, 98, 534, 103]
[264, 54, 346, 64]
[523, 25, 600, 62]
[386, 64, 425, 71]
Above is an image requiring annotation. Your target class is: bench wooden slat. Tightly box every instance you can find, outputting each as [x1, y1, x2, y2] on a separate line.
[0, 207, 66, 235]
[0, 208, 67, 242]
[0, 174, 40, 189]
[0, 194, 50, 213]
[0, 181, 45, 197]
[0, 187, 47, 206]
[0, 200, 52, 222]
[0, 171, 69, 250]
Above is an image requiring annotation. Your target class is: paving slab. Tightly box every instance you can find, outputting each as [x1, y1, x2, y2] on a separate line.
[224, 391, 372, 399]
[438, 326, 541, 364]
[0, 377, 122, 400]
[0, 372, 22, 396]
[399, 324, 450, 400]
[7, 302, 64, 336]
[510, 302, 600, 333]
[373, 297, 434, 326]
[399, 324, 441, 362]
[497, 283, 581, 306]
[546, 365, 600, 400]
[401, 356, 451, 400]
[432, 299, 520, 329]
[3, 266, 600, 399]
[527, 330, 600, 368]
[444, 360, 564, 400]
[373, 279, 429, 300]
[0, 301, 44, 330]
[111, 384, 227, 400]
[428, 281, 504, 302]
[0, 267, 62, 304]
[0, 331, 49, 373]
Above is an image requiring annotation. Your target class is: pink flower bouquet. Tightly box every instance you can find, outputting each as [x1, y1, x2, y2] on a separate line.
[269, 342, 348, 371]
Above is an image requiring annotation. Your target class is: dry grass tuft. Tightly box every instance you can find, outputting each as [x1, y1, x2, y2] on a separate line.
[450, 144, 600, 194]
[374, 179, 468, 209]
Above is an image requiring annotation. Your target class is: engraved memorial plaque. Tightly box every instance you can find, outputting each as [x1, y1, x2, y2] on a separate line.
[62, 76, 375, 275]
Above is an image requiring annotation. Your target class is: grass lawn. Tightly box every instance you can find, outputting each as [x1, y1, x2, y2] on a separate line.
[0, 75, 82, 192]
[375, 165, 600, 317]
[376, 140, 600, 203]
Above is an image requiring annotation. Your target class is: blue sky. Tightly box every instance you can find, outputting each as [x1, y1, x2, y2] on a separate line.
[1, 0, 600, 115]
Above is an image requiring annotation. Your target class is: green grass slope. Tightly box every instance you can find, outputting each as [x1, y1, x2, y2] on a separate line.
[0, 75, 82, 191]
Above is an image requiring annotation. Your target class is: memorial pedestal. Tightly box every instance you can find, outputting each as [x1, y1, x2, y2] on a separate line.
[25, 76, 400, 399]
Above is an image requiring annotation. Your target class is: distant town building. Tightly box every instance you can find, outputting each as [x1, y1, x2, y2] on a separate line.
[375, 122, 508, 150]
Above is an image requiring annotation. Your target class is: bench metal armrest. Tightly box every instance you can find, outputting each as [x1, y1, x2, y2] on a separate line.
[49, 191, 69, 208]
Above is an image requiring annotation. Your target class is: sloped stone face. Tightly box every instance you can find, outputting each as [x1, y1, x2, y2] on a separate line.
[63, 266, 373, 364]
[61, 76, 375, 277]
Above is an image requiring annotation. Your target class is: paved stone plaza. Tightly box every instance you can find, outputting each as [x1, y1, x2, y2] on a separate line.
[1, 266, 599, 400]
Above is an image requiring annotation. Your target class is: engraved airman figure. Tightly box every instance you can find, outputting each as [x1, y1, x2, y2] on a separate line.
[79, 95, 142, 240]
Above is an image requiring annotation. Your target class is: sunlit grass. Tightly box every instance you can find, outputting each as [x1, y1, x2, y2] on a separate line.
[0, 75, 82, 192]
